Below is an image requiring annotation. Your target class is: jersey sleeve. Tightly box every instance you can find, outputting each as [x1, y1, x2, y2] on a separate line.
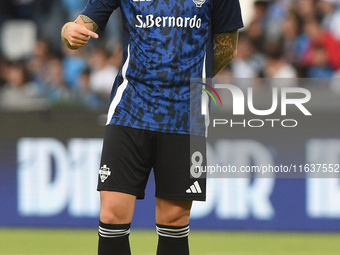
[212, 0, 244, 35]
[81, 0, 120, 30]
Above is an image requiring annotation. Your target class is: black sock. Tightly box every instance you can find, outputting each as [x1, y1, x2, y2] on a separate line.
[156, 224, 190, 255]
[98, 221, 131, 255]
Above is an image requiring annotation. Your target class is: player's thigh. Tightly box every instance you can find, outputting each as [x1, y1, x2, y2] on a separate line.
[153, 133, 207, 202]
[100, 191, 137, 224]
[98, 125, 153, 199]
[156, 198, 192, 226]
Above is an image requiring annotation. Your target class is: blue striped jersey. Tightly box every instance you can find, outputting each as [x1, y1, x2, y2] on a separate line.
[82, 0, 243, 135]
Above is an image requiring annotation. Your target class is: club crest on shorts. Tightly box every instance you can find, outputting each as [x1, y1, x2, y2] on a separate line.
[193, 0, 205, 8]
[99, 165, 111, 182]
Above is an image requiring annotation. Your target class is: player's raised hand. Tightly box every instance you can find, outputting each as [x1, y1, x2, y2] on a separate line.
[61, 22, 99, 50]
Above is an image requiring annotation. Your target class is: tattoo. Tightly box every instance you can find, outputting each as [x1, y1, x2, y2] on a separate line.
[79, 14, 99, 31]
[213, 30, 239, 77]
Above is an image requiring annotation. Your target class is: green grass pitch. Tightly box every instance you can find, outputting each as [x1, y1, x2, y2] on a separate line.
[0, 228, 339, 255]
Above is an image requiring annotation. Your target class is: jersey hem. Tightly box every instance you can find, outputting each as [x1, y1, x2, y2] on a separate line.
[155, 192, 206, 202]
[107, 123, 206, 137]
[97, 187, 145, 200]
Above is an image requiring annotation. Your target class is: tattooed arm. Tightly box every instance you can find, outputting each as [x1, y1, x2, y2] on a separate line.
[213, 30, 239, 77]
[61, 15, 99, 50]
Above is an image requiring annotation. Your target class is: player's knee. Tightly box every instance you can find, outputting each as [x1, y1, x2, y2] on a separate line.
[100, 209, 131, 224]
[100, 203, 133, 224]
[156, 200, 192, 226]
[161, 210, 190, 226]
[99, 191, 136, 224]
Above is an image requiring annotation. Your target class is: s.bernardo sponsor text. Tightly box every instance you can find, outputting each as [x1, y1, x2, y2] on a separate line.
[135, 14, 202, 29]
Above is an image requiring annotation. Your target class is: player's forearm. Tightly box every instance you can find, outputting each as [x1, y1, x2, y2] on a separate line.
[76, 14, 99, 32]
[212, 30, 239, 77]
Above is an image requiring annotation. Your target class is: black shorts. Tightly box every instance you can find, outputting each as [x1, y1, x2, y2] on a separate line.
[97, 125, 206, 201]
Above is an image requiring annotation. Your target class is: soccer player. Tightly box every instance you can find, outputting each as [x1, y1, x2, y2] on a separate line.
[61, 0, 243, 254]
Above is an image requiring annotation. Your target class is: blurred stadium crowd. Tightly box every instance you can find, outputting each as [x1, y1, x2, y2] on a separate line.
[0, 0, 340, 112]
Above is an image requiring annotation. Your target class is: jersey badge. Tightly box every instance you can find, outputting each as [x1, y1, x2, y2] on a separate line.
[193, 0, 205, 8]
